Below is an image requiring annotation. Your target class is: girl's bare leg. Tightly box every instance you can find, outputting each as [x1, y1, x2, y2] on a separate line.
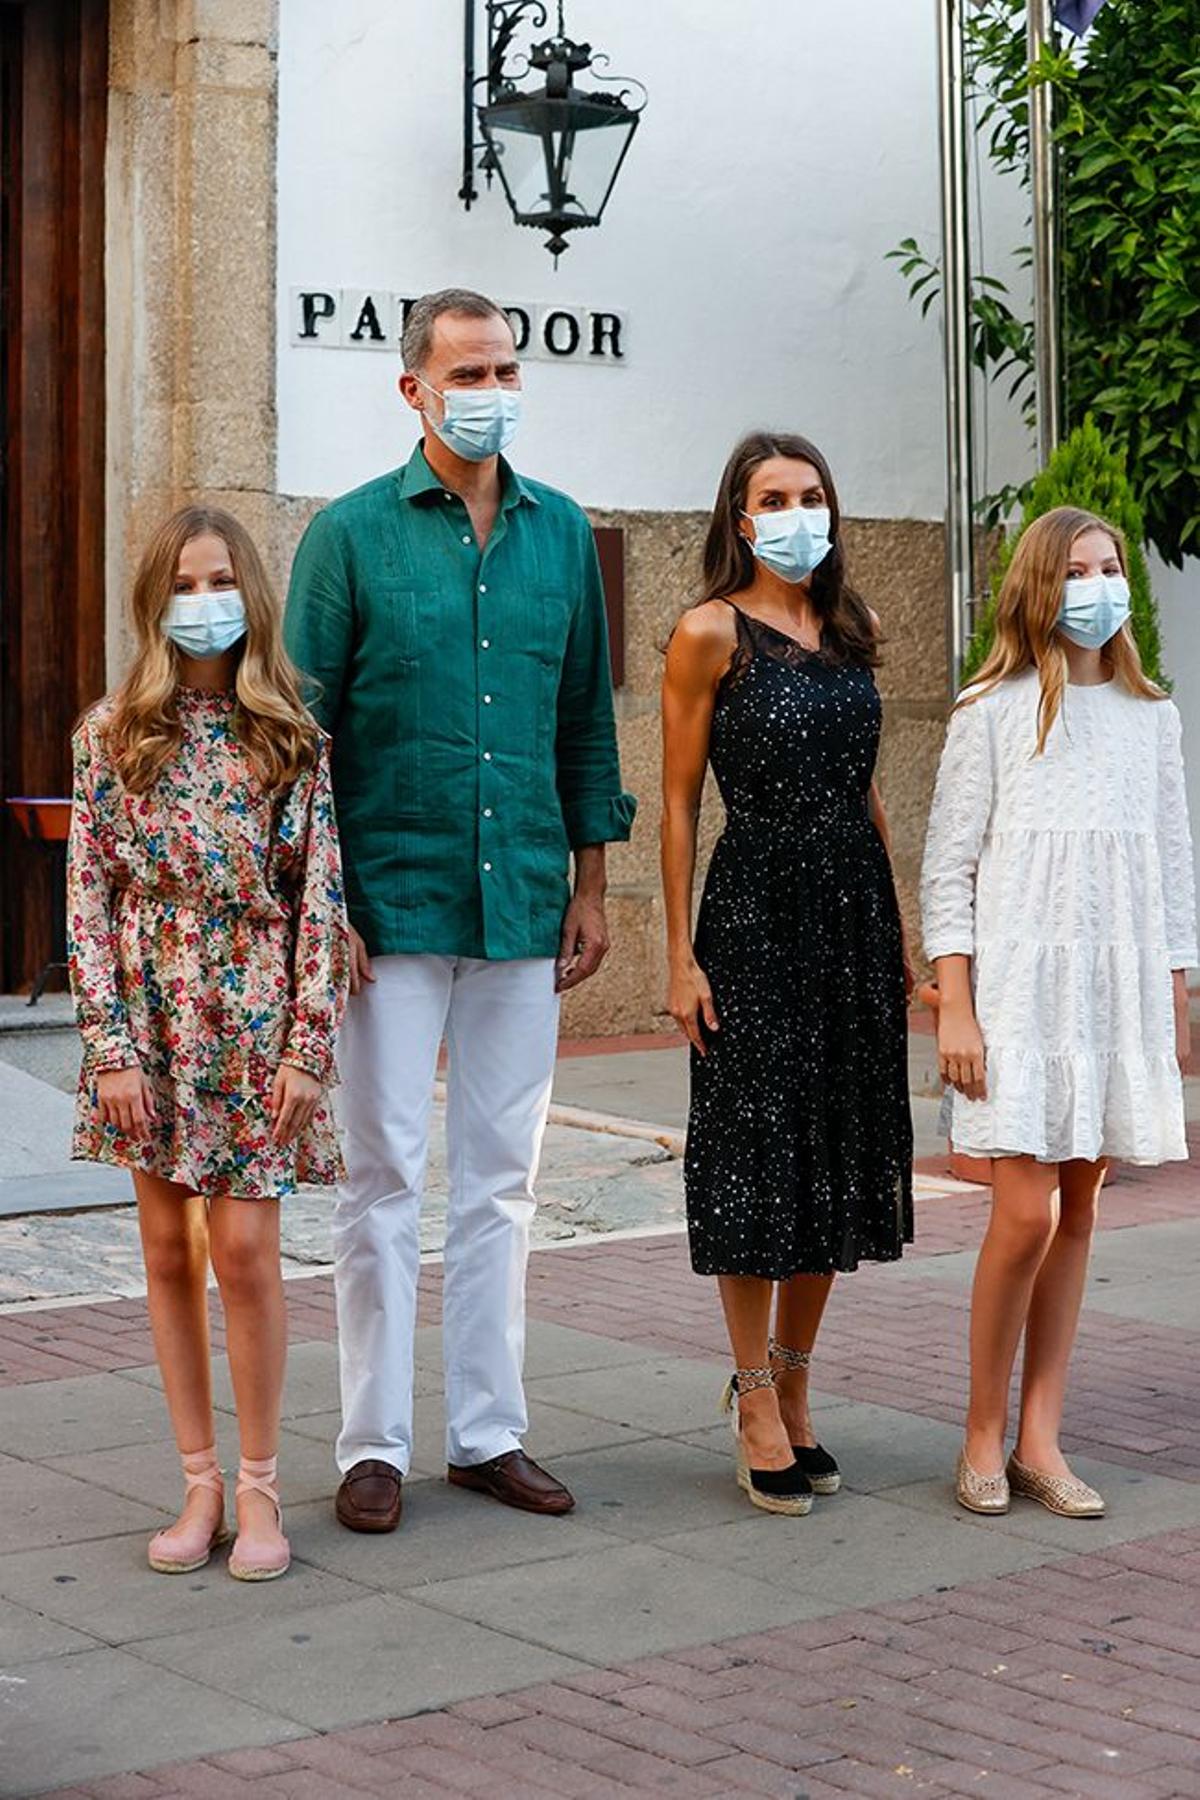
[717, 1274, 793, 1470]
[1015, 1158, 1106, 1477]
[134, 1170, 222, 1536]
[965, 1156, 1058, 1475]
[208, 1195, 287, 1545]
[773, 1272, 836, 1445]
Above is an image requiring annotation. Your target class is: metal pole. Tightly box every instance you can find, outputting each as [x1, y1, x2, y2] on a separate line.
[937, 0, 974, 694]
[459, 0, 478, 206]
[1028, 0, 1061, 465]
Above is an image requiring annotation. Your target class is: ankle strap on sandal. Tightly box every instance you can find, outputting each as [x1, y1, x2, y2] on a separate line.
[769, 1338, 812, 1371]
[235, 1455, 279, 1505]
[180, 1445, 224, 1497]
[732, 1366, 774, 1395]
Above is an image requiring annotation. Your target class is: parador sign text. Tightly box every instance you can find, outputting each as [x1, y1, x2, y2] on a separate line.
[290, 289, 627, 363]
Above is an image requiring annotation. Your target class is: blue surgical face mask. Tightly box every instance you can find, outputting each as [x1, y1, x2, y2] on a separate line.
[742, 506, 832, 583]
[163, 590, 247, 660]
[416, 377, 522, 462]
[1057, 573, 1131, 649]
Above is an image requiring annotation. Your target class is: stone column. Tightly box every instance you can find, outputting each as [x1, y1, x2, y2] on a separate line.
[106, 0, 280, 678]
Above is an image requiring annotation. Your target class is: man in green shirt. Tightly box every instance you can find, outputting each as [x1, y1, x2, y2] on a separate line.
[284, 288, 635, 1534]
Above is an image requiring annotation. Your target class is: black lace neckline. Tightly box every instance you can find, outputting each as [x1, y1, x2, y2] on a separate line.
[724, 601, 823, 657]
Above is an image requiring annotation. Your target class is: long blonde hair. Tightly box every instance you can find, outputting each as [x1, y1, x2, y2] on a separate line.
[960, 506, 1162, 753]
[106, 506, 318, 793]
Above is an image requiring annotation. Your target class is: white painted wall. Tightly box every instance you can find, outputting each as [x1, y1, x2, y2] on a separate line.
[275, 0, 1033, 515]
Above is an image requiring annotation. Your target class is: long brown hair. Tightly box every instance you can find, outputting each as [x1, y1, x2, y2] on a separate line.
[697, 431, 878, 667]
[105, 506, 319, 793]
[961, 506, 1161, 754]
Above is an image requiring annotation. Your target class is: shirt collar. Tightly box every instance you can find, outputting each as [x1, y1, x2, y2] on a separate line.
[396, 440, 540, 509]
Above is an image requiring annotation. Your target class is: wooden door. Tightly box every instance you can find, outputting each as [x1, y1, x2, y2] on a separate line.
[0, 0, 107, 992]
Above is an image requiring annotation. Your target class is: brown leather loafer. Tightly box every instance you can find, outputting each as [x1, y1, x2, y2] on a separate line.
[447, 1449, 574, 1515]
[335, 1459, 403, 1532]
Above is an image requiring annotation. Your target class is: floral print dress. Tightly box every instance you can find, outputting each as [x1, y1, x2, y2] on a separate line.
[67, 688, 350, 1199]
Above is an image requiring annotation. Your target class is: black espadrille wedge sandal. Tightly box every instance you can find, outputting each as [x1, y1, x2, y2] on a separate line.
[719, 1367, 813, 1516]
[770, 1338, 841, 1494]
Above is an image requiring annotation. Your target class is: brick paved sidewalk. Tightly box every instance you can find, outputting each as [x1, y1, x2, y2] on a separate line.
[5, 1161, 1200, 1799]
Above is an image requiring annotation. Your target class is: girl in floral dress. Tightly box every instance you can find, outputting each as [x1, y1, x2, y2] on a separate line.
[68, 506, 349, 1580]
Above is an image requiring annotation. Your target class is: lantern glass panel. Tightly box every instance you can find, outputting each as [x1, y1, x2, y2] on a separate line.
[557, 116, 636, 217]
[482, 96, 638, 225]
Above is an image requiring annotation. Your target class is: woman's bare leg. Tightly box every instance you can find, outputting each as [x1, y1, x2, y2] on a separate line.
[773, 1272, 836, 1446]
[134, 1170, 222, 1536]
[1015, 1158, 1106, 1477]
[208, 1195, 287, 1546]
[717, 1274, 792, 1470]
[964, 1156, 1058, 1475]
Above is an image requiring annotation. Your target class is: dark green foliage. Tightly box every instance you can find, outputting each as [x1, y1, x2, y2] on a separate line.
[889, 0, 1200, 567]
[961, 416, 1165, 687]
[1056, 0, 1200, 567]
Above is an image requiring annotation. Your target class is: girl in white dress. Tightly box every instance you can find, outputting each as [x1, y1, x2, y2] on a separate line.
[922, 506, 1195, 1519]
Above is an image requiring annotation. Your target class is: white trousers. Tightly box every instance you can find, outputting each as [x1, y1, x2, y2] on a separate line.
[332, 954, 559, 1475]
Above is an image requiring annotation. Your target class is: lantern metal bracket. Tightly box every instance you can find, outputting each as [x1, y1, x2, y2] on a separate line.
[460, 1, 552, 208]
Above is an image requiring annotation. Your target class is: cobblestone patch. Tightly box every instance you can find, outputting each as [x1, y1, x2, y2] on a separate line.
[0, 1106, 684, 1305]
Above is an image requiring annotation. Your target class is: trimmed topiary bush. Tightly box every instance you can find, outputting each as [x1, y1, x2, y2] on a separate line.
[962, 415, 1165, 687]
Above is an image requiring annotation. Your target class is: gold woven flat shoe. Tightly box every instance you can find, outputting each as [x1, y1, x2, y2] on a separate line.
[1007, 1454, 1105, 1518]
[955, 1449, 1010, 1515]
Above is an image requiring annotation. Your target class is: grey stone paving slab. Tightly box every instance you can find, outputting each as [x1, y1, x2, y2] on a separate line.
[414, 1538, 830, 1664]
[46, 1422, 348, 1513]
[527, 1352, 729, 1437]
[551, 1045, 689, 1130]
[0, 1373, 169, 1460]
[0, 1596, 99, 1666]
[529, 1437, 763, 1542]
[287, 1478, 622, 1591]
[412, 1391, 653, 1466]
[114, 1337, 349, 1421]
[0, 1530, 372, 1648]
[0, 1167, 130, 1219]
[0, 1454, 165, 1555]
[680, 1399, 969, 1497]
[0, 1063, 76, 1181]
[132, 1590, 588, 1731]
[885, 1456, 1200, 1552]
[1083, 1217, 1200, 1329]
[514, 1319, 666, 1380]
[0, 1644, 306, 1799]
[651, 1490, 1053, 1611]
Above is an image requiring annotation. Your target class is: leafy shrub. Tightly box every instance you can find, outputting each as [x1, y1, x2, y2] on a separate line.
[962, 415, 1165, 686]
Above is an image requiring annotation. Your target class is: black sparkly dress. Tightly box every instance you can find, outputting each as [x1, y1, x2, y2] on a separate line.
[685, 602, 913, 1278]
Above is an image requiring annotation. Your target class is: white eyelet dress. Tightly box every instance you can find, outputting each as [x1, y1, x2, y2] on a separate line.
[920, 670, 1196, 1165]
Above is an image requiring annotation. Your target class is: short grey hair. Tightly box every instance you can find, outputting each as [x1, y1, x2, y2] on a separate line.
[401, 288, 510, 372]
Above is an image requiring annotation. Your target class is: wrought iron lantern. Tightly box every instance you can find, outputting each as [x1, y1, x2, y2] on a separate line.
[461, 2, 647, 264]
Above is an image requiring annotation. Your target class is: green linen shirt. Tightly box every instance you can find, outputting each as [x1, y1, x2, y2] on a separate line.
[283, 442, 636, 961]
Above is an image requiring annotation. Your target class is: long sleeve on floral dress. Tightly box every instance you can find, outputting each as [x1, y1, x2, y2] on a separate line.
[67, 718, 138, 1075]
[1156, 703, 1198, 970]
[920, 696, 995, 962]
[277, 735, 351, 1082]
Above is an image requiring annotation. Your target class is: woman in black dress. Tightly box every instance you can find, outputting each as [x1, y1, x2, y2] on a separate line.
[661, 432, 914, 1514]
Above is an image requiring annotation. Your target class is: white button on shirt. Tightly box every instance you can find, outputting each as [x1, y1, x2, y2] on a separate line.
[483, 861, 493, 872]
